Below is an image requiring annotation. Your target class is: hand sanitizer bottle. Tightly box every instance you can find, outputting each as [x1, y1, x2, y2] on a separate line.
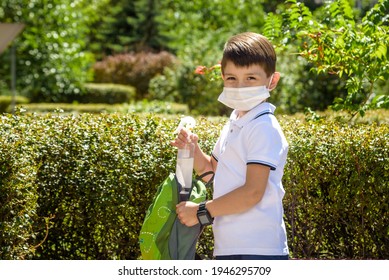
[174, 116, 196, 201]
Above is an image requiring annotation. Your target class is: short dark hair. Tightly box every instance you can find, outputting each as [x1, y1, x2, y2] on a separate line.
[221, 32, 276, 77]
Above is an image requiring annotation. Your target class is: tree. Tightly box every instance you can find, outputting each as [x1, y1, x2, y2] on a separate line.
[89, 0, 171, 58]
[0, 0, 106, 102]
[264, 0, 389, 118]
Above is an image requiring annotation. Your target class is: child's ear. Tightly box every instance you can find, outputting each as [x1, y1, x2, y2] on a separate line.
[269, 72, 281, 91]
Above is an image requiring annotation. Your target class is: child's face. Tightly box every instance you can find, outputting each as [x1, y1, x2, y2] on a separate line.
[222, 62, 270, 88]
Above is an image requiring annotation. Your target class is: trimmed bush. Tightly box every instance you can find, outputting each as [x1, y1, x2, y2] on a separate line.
[19, 100, 188, 115]
[20, 103, 120, 114]
[283, 119, 389, 259]
[0, 112, 388, 259]
[77, 83, 136, 104]
[0, 96, 30, 113]
[93, 51, 177, 99]
[0, 126, 39, 259]
[121, 100, 188, 115]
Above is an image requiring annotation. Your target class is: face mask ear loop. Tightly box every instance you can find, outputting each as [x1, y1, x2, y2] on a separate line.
[267, 73, 275, 91]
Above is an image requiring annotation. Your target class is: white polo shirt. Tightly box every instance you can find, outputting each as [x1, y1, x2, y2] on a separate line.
[211, 102, 289, 256]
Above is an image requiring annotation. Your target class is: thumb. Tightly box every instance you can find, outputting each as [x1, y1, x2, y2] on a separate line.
[189, 133, 199, 143]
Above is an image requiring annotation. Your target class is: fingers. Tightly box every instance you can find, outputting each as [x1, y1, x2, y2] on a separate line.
[179, 128, 190, 139]
[170, 134, 186, 148]
[170, 128, 198, 148]
[175, 202, 199, 227]
[189, 133, 199, 143]
[175, 202, 185, 219]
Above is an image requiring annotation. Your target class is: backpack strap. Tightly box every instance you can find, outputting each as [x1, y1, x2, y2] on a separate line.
[195, 171, 214, 188]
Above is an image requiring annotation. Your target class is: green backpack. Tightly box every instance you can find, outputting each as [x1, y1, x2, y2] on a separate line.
[139, 172, 212, 260]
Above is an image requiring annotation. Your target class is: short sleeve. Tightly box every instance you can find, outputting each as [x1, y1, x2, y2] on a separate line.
[245, 120, 285, 170]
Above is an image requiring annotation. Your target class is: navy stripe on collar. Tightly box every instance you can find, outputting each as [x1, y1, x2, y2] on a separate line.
[253, 111, 273, 120]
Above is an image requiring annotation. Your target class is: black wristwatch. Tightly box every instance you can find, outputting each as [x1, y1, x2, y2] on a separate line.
[197, 201, 214, 226]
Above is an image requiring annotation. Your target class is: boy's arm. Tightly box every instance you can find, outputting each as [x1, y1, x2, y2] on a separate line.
[205, 163, 269, 217]
[176, 164, 269, 226]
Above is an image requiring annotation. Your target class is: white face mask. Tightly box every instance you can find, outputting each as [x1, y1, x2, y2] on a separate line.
[217, 86, 269, 111]
[218, 74, 274, 111]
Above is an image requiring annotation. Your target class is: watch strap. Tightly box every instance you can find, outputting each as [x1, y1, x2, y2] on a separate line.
[199, 201, 207, 211]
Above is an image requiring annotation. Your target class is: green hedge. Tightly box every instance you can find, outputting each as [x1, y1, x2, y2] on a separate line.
[20, 103, 122, 114]
[19, 100, 188, 115]
[0, 121, 39, 259]
[77, 83, 136, 104]
[0, 96, 30, 113]
[0, 112, 388, 259]
[283, 120, 389, 259]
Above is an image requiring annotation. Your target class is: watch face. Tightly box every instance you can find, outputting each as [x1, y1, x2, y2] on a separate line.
[198, 214, 210, 224]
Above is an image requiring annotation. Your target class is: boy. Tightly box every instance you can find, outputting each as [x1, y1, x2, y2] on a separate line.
[171, 32, 289, 260]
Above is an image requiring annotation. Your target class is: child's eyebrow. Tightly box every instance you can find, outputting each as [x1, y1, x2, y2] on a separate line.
[224, 72, 261, 76]
[245, 72, 262, 76]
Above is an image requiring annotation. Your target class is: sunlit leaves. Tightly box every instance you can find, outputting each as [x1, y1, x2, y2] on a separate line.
[267, 0, 389, 120]
[0, 0, 106, 102]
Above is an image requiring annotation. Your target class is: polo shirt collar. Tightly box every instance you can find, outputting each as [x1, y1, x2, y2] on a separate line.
[229, 102, 276, 128]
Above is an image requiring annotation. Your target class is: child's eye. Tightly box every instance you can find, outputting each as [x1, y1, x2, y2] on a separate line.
[247, 76, 256, 80]
[226, 77, 235, 80]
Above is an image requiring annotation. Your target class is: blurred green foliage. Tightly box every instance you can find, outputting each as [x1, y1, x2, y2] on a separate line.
[20, 100, 188, 115]
[264, 0, 388, 118]
[80, 83, 136, 104]
[92, 51, 176, 99]
[0, 95, 29, 112]
[0, 0, 386, 117]
[0, 0, 107, 102]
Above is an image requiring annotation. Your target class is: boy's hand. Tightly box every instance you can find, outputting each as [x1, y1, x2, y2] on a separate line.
[176, 201, 199, 227]
[170, 128, 199, 149]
